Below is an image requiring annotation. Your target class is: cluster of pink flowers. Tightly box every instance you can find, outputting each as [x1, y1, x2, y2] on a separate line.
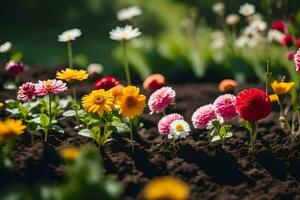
[17, 79, 67, 102]
[294, 49, 300, 72]
[148, 86, 175, 114]
[158, 113, 183, 135]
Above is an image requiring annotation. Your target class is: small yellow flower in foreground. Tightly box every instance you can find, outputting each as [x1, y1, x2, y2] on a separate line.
[116, 86, 146, 119]
[60, 147, 80, 160]
[0, 101, 4, 108]
[81, 89, 115, 116]
[271, 81, 294, 95]
[143, 176, 190, 200]
[269, 94, 279, 102]
[0, 119, 26, 142]
[56, 68, 88, 82]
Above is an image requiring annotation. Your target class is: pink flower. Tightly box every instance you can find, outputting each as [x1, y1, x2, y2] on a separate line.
[296, 38, 300, 48]
[213, 94, 237, 120]
[17, 82, 37, 102]
[158, 113, 183, 135]
[5, 61, 25, 75]
[148, 86, 175, 114]
[294, 48, 300, 72]
[35, 79, 67, 96]
[192, 104, 216, 129]
[271, 20, 286, 33]
[280, 34, 294, 47]
[287, 51, 295, 61]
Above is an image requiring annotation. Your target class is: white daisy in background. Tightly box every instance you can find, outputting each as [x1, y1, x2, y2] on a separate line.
[267, 30, 284, 43]
[168, 119, 191, 140]
[117, 6, 142, 21]
[87, 63, 103, 76]
[239, 3, 255, 16]
[247, 13, 262, 22]
[248, 19, 267, 32]
[210, 31, 226, 49]
[58, 28, 82, 42]
[109, 25, 141, 41]
[226, 14, 240, 25]
[212, 2, 225, 16]
[235, 29, 262, 48]
[0, 41, 12, 53]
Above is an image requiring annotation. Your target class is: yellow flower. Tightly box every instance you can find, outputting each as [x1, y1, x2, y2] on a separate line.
[0, 119, 26, 142]
[269, 94, 279, 102]
[143, 176, 190, 200]
[271, 81, 294, 95]
[0, 101, 4, 108]
[116, 86, 146, 119]
[81, 89, 115, 116]
[56, 68, 88, 82]
[60, 147, 80, 160]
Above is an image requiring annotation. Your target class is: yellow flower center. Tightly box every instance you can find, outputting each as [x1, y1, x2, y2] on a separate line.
[94, 96, 105, 105]
[126, 96, 137, 107]
[176, 124, 184, 132]
[43, 81, 53, 89]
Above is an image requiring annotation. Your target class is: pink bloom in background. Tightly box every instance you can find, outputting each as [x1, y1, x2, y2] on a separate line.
[35, 79, 67, 96]
[287, 51, 295, 61]
[192, 104, 216, 129]
[17, 82, 37, 102]
[148, 86, 175, 114]
[158, 113, 183, 135]
[296, 39, 300, 48]
[294, 48, 300, 72]
[271, 20, 286, 33]
[5, 61, 25, 75]
[213, 94, 237, 120]
[280, 34, 294, 47]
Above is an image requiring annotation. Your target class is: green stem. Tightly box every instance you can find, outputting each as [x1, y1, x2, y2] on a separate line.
[129, 119, 134, 152]
[171, 138, 177, 154]
[44, 129, 48, 142]
[122, 40, 131, 85]
[48, 94, 52, 124]
[67, 41, 73, 68]
[249, 122, 258, 153]
[72, 87, 77, 102]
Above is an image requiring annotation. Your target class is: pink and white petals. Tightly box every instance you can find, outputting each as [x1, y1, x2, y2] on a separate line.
[148, 87, 175, 114]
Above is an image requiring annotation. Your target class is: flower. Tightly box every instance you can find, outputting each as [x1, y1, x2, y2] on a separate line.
[56, 68, 88, 82]
[108, 84, 124, 99]
[271, 81, 294, 95]
[82, 89, 115, 116]
[0, 41, 12, 53]
[87, 63, 103, 76]
[94, 76, 119, 90]
[60, 147, 80, 160]
[0, 102, 4, 108]
[116, 86, 146, 119]
[148, 87, 175, 114]
[0, 119, 26, 142]
[295, 48, 300, 72]
[58, 28, 82, 42]
[269, 94, 279, 102]
[143, 74, 165, 91]
[248, 19, 267, 31]
[158, 113, 184, 135]
[213, 94, 237, 120]
[192, 104, 216, 129]
[226, 14, 240, 25]
[109, 25, 141, 41]
[296, 39, 300, 48]
[169, 119, 190, 139]
[287, 51, 295, 61]
[239, 3, 255, 16]
[5, 61, 25, 75]
[35, 79, 67, 96]
[235, 88, 272, 122]
[267, 30, 284, 43]
[143, 176, 190, 200]
[17, 82, 37, 102]
[218, 79, 237, 93]
[280, 34, 294, 47]
[212, 2, 225, 16]
[271, 20, 286, 33]
[117, 6, 142, 21]
[210, 31, 226, 49]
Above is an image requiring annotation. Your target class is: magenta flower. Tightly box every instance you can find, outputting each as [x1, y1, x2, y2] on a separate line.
[17, 82, 37, 102]
[5, 61, 25, 75]
[148, 86, 176, 114]
[213, 94, 237, 120]
[287, 51, 295, 61]
[158, 113, 183, 135]
[35, 79, 67, 96]
[192, 104, 216, 129]
[294, 48, 300, 72]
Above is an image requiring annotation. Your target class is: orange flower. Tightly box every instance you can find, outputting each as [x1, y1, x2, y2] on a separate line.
[143, 74, 165, 91]
[218, 79, 237, 93]
[108, 84, 124, 99]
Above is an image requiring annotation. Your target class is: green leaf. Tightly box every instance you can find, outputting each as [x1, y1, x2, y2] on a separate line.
[5, 99, 19, 108]
[240, 120, 253, 133]
[78, 129, 93, 138]
[28, 122, 38, 132]
[71, 103, 81, 110]
[220, 124, 232, 137]
[110, 121, 130, 134]
[18, 104, 29, 118]
[40, 114, 50, 127]
[50, 124, 64, 134]
[63, 110, 76, 117]
[5, 108, 20, 115]
[10, 51, 23, 61]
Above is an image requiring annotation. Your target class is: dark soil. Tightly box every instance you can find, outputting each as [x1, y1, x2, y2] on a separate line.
[1, 67, 300, 200]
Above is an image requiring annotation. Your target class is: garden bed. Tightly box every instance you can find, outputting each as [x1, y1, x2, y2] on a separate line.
[1, 67, 300, 199]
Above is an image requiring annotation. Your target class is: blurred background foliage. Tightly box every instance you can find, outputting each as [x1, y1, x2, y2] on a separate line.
[1, 0, 300, 83]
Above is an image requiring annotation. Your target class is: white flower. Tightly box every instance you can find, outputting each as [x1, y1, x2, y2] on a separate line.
[168, 120, 190, 140]
[248, 19, 267, 31]
[267, 30, 284, 42]
[235, 29, 263, 48]
[0, 41, 12, 53]
[109, 25, 141, 41]
[226, 14, 240, 25]
[212, 2, 225, 16]
[117, 6, 142, 21]
[247, 13, 262, 22]
[210, 31, 226, 49]
[239, 3, 255, 16]
[87, 63, 103, 76]
[58, 28, 82, 42]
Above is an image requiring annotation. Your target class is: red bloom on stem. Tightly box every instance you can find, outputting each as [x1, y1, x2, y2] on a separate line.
[235, 88, 271, 122]
[280, 34, 294, 47]
[143, 74, 165, 91]
[295, 39, 300, 48]
[271, 20, 286, 33]
[5, 61, 25, 75]
[94, 76, 119, 90]
[287, 51, 295, 61]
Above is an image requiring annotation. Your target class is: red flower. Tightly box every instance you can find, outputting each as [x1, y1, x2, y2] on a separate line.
[143, 73, 165, 91]
[271, 20, 286, 33]
[287, 51, 295, 61]
[280, 34, 294, 47]
[235, 88, 271, 122]
[296, 38, 300, 48]
[94, 76, 119, 90]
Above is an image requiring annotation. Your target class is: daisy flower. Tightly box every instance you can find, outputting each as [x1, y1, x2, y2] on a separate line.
[158, 113, 184, 135]
[109, 25, 141, 41]
[192, 104, 216, 129]
[17, 82, 37, 102]
[35, 79, 67, 96]
[267, 30, 284, 43]
[0, 41, 12, 53]
[56, 68, 88, 82]
[58, 28, 82, 42]
[226, 14, 240, 25]
[168, 119, 190, 140]
[148, 86, 175, 114]
[212, 2, 225, 16]
[87, 63, 103, 76]
[117, 6, 142, 21]
[0, 119, 26, 142]
[239, 3, 255, 16]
